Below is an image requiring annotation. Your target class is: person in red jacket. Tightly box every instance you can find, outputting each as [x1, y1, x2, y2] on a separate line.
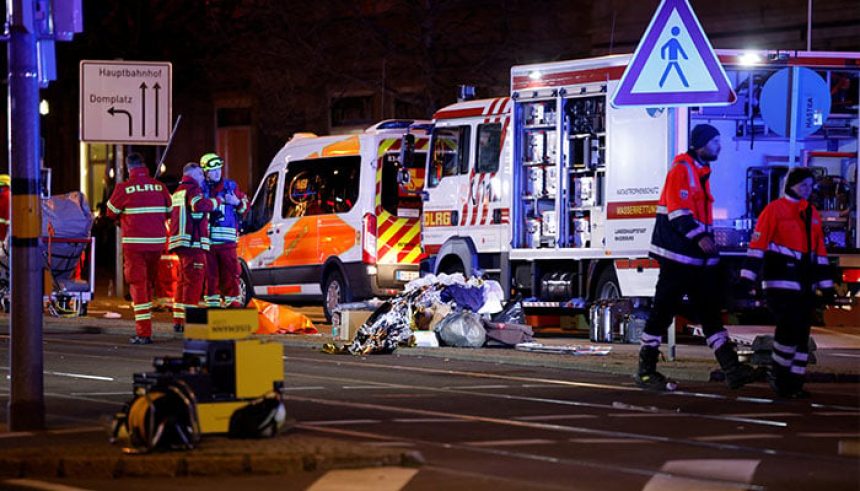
[638, 124, 760, 391]
[200, 153, 249, 308]
[739, 167, 835, 398]
[0, 174, 10, 241]
[105, 153, 172, 344]
[168, 162, 235, 331]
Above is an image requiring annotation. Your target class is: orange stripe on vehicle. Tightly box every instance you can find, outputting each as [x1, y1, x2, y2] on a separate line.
[317, 215, 357, 260]
[607, 201, 659, 220]
[267, 285, 302, 295]
[322, 135, 360, 156]
[614, 259, 660, 270]
[271, 217, 318, 267]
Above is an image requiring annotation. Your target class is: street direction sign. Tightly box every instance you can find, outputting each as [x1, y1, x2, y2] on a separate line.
[612, 0, 735, 108]
[80, 60, 172, 144]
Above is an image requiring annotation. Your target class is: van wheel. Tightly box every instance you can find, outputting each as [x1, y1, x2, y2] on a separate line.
[238, 267, 253, 307]
[323, 270, 351, 322]
[594, 267, 621, 301]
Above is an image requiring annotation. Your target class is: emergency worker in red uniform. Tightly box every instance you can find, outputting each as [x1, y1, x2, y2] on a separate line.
[200, 153, 249, 308]
[0, 174, 10, 241]
[739, 167, 835, 398]
[638, 124, 760, 390]
[105, 153, 172, 344]
[168, 162, 235, 331]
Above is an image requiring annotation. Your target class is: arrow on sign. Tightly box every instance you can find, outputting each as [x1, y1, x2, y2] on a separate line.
[153, 82, 161, 136]
[139, 82, 148, 136]
[107, 106, 133, 136]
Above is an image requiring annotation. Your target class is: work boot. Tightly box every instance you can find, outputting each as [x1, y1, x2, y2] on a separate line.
[714, 343, 764, 389]
[129, 336, 153, 345]
[768, 367, 810, 399]
[173, 323, 184, 333]
[634, 345, 677, 391]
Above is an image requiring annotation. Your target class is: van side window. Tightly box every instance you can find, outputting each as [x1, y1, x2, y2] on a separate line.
[244, 172, 279, 233]
[476, 123, 502, 173]
[282, 156, 361, 218]
[428, 126, 471, 188]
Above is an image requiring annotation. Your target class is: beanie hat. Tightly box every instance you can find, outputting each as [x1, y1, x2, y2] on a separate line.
[785, 167, 815, 190]
[690, 124, 720, 150]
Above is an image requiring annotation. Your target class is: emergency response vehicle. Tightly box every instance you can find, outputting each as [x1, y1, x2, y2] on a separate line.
[421, 50, 859, 309]
[238, 121, 429, 320]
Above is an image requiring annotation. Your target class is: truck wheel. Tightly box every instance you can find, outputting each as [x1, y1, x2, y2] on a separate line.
[594, 267, 621, 301]
[238, 267, 253, 307]
[438, 257, 465, 276]
[323, 270, 351, 322]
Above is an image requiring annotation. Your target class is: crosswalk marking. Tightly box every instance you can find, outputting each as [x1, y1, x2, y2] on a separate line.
[642, 459, 761, 491]
[306, 467, 418, 491]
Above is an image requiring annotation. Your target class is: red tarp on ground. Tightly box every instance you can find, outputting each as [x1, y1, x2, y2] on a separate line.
[252, 299, 318, 335]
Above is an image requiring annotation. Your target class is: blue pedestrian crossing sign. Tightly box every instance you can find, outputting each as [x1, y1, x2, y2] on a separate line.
[612, 0, 736, 108]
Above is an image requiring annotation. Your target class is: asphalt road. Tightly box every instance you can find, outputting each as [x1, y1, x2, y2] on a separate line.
[1, 330, 859, 490]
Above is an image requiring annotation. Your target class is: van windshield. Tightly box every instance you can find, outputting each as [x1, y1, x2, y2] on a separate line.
[282, 156, 360, 218]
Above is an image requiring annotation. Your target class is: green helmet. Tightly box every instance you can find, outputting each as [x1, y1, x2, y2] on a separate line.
[200, 153, 223, 171]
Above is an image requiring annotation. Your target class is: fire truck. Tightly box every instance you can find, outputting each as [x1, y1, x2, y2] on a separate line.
[420, 50, 859, 310]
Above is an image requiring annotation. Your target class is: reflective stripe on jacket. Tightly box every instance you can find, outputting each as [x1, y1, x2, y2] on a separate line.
[649, 152, 719, 267]
[168, 176, 221, 251]
[105, 167, 172, 252]
[206, 178, 249, 245]
[740, 195, 833, 292]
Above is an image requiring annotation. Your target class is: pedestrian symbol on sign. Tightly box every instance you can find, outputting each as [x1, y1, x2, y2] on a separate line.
[659, 27, 689, 88]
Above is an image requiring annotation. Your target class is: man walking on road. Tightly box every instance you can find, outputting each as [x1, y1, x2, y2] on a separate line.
[105, 153, 172, 345]
[739, 167, 835, 398]
[168, 162, 236, 331]
[200, 153, 249, 308]
[638, 124, 760, 391]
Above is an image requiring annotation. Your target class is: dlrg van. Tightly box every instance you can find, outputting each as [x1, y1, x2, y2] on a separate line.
[237, 121, 429, 320]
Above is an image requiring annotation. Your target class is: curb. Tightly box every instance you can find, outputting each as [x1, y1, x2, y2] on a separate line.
[0, 432, 421, 480]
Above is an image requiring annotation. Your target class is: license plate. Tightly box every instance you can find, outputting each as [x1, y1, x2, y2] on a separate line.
[396, 270, 419, 282]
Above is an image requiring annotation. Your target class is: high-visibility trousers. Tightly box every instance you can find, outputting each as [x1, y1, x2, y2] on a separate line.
[123, 249, 161, 337]
[154, 253, 179, 308]
[172, 247, 207, 326]
[204, 243, 241, 308]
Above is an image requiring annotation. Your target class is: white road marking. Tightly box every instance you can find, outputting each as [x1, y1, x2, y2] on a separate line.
[2, 479, 93, 491]
[829, 353, 860, 358]
[363, 441, 416, 448]
[798, 432, 860, 438]
[46, 372, 114, 382]
[724, 412, 799, 418]
[0, 431, 35, 438]
[463, 438, 556, 447]
[515, 414, 598, 421]
[642, 459, 761, 491]
[69, 392, 129, 396]
[342, 385, 404, 390]
[520, 384, 562, 388]
[302, 419, 381, 426]
[694, 434, 782, 442]
[391, 418, 467, 423]
[568, 438, 651, 444]
[306, 467, 418, 491]
[48, 426, 103, 435]
[814, 411, 860, 417]
[443, 384, 509, 390]
[282, 386, 326, 391]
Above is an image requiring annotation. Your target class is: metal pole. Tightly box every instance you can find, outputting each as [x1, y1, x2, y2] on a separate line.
[806, 0, 813, 52]
[788, 67, 800, 171]
[114, 145, 124, 299]
[666, 107, 677, 362]
[7, 0, 45, 430]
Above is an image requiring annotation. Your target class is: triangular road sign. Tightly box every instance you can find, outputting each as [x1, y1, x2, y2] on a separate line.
[612, 0, 736, 107]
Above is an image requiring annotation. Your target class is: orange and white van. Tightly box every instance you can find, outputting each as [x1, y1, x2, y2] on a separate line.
[238, 121, 430, 320]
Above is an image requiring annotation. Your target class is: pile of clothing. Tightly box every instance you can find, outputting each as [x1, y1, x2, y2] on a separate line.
[327, 274, 533, 356]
